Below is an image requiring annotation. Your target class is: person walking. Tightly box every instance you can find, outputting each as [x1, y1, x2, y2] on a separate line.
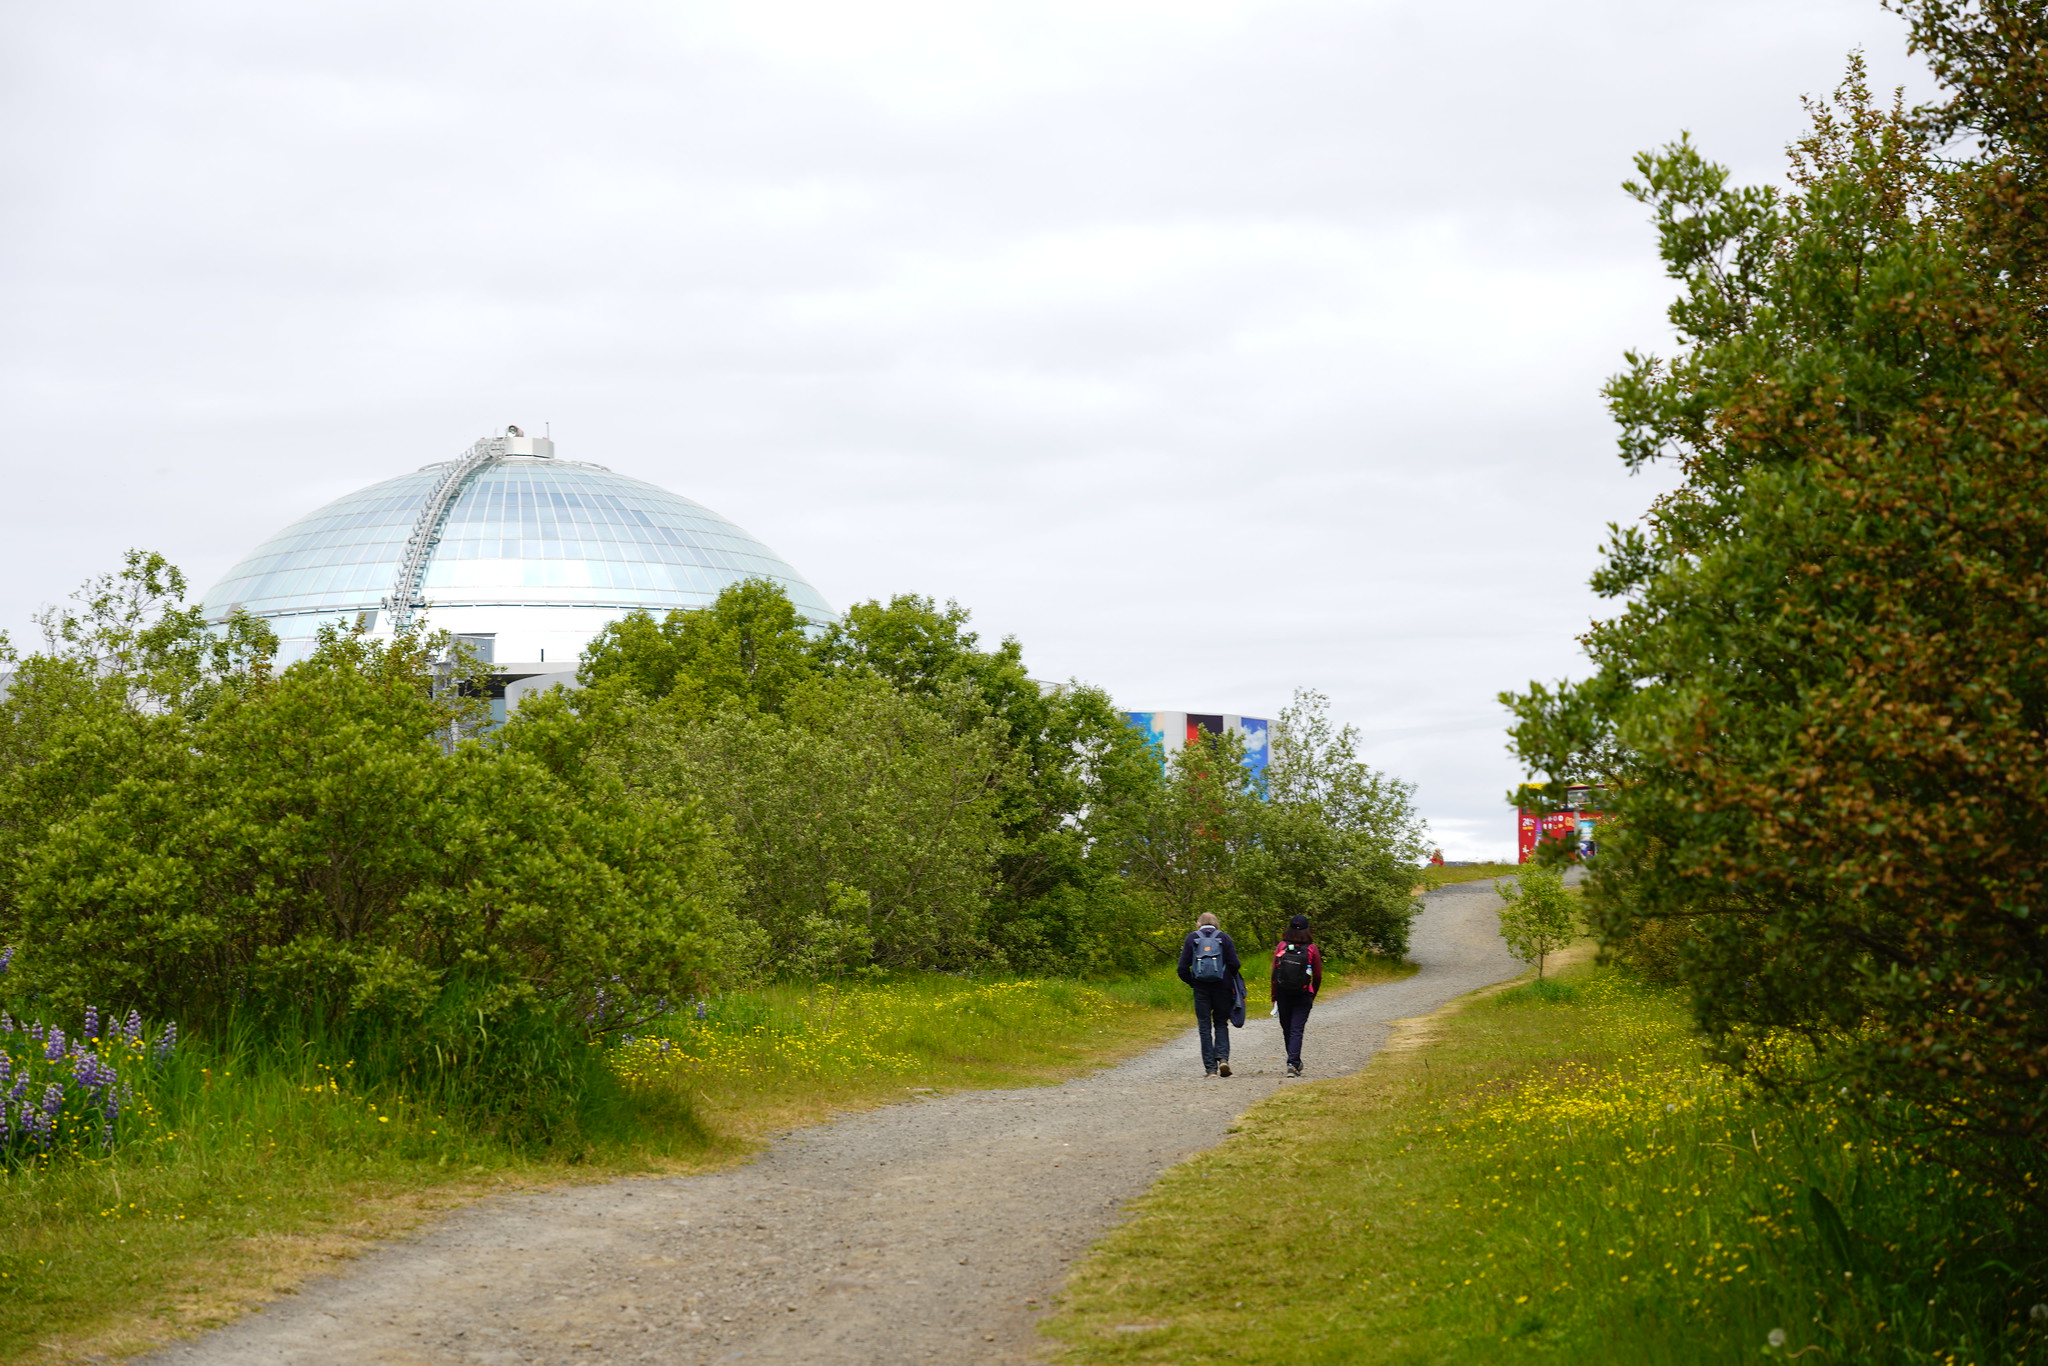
[1270, 913, 1323, 1077]
[1177, 911, 1241, 1077]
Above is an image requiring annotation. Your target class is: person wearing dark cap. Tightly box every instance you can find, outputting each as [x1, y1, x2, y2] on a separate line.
[1269, 913, 1323, 1077]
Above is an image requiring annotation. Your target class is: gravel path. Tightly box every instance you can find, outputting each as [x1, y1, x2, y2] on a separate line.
[141, 881, 1522, 1366]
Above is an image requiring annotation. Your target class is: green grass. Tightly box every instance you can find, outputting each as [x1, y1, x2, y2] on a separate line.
[1045, 961, 2047, 1365]
[1422, 862, 1524, 888]
[615, 971, 1194, 1138]
[0, 970, 1195, 1366]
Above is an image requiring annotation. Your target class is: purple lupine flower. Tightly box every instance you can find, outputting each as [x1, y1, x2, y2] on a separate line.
[0, 945, 12, 974]
[70, 1048, 116, 1094]
[82, 1006, 100, 1041]
[153, 1022, 179, 1065]
[43, 1028, 65, 1062]
[22, 1084, 61, 1149]
[34, 1082, 63, 1148]
[124, 1010, 143, 1045]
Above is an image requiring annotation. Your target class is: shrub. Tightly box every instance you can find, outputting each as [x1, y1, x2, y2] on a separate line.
[1503, 16, 2048, 1192]
[1494, 866, 1580, 978]
[1251, 688, 1427, 959]
[581, 673, 1010, 972]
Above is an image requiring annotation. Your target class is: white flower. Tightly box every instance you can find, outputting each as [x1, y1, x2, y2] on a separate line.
[1767, 1329, 1787, 1348]
[2031, 1303, 2048, 1324]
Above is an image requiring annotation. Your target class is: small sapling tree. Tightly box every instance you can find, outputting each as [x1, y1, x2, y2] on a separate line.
[1494, 867, 1578, 978]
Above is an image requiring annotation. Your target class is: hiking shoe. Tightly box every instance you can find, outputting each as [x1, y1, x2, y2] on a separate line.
[1204, 1067, 1218, 1078]
[1217, 1061, 1232, 1077]
[1286, 1063, 1302, 1078]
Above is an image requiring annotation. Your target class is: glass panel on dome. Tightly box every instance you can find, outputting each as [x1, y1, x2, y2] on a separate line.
[201, 450, 835, 643]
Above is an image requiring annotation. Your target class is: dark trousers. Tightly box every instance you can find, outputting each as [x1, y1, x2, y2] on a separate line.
[1275, 991, 1314, 1068]
[1192, 986, 1232, 1071]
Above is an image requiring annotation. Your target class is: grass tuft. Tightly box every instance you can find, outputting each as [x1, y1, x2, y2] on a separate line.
[1494, 976, 1578, 1006]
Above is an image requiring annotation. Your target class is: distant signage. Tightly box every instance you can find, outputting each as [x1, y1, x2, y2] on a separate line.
[1517, 784, 1604, 863]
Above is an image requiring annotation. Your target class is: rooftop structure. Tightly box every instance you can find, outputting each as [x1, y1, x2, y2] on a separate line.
[200, 428, 833, 676]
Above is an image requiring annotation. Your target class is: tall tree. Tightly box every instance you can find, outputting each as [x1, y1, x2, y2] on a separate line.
[1109, 730, 1268, 959]
[819, 594, 1165, 971]
[1252, 689, 1428, 959]
[1503, 31, 2048, 1193]
[579, 578, 820, 716]
[587, 674, 1011, 971]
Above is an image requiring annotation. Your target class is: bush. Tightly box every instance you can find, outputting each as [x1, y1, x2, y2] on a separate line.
[1252, 690, 1428, 960]
[6, 632, 733, 1036]
[579, 673, 1011, 972]
[1503, 18, 2048, 1191]
[1494, 866, 1580, 978]
[0, 567, 739, 1134]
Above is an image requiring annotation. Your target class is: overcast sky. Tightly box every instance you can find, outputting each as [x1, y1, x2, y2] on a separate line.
[1, 0, 1936, 858]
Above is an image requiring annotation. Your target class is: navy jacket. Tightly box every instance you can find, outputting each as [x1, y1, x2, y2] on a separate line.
[1177, 927, 1241, 1002]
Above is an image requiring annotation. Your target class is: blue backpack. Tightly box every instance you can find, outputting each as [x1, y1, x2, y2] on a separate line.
[1190, 927, 1227, 982]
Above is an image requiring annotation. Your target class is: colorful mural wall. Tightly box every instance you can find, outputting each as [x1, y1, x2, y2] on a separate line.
[1122, 711, 1271, 782]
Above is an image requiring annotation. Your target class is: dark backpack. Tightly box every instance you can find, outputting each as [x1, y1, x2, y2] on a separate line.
[1190, 928, 1227, 982]
[1275, 941, 1313, 993]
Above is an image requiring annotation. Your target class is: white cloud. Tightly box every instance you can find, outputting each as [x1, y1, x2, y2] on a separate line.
[0, 0, 1937, 858]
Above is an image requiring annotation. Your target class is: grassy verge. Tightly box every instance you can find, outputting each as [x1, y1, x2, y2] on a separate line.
[617, 956, 1413, 1145]
[1045, 960, 2046, 1364]
[0, 969, 1196, 1365]
[1421, 862, 1522, 889]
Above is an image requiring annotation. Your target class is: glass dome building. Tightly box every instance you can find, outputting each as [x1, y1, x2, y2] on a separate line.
[201, 429, 833, 670]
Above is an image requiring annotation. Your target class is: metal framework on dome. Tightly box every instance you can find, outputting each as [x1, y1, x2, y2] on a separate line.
[381, 427, 553, 631]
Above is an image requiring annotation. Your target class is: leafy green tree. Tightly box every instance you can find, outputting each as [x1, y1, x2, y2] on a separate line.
[1251, 689, 1428, 959]
[0, 552, 277, 924]
[1502, 22, 2048, 1190]
[817, 594, 1033, 718]
[579, 578, 820, 716]
[1108, 730, 1268, 960]
[592, 674, 1011, 971]
[980, 684, 1167, 974]
[0, 557, 738, 1138]
[819, 593, 1165, 971]
[7, 626, 736, 1034]
[1493, 867, 1578, 979]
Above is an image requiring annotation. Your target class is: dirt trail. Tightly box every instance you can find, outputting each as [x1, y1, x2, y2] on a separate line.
[141, 880, 1522, 1366]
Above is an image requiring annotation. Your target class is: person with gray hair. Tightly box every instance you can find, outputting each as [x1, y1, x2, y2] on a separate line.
[1176, 911, 1242, 1077]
